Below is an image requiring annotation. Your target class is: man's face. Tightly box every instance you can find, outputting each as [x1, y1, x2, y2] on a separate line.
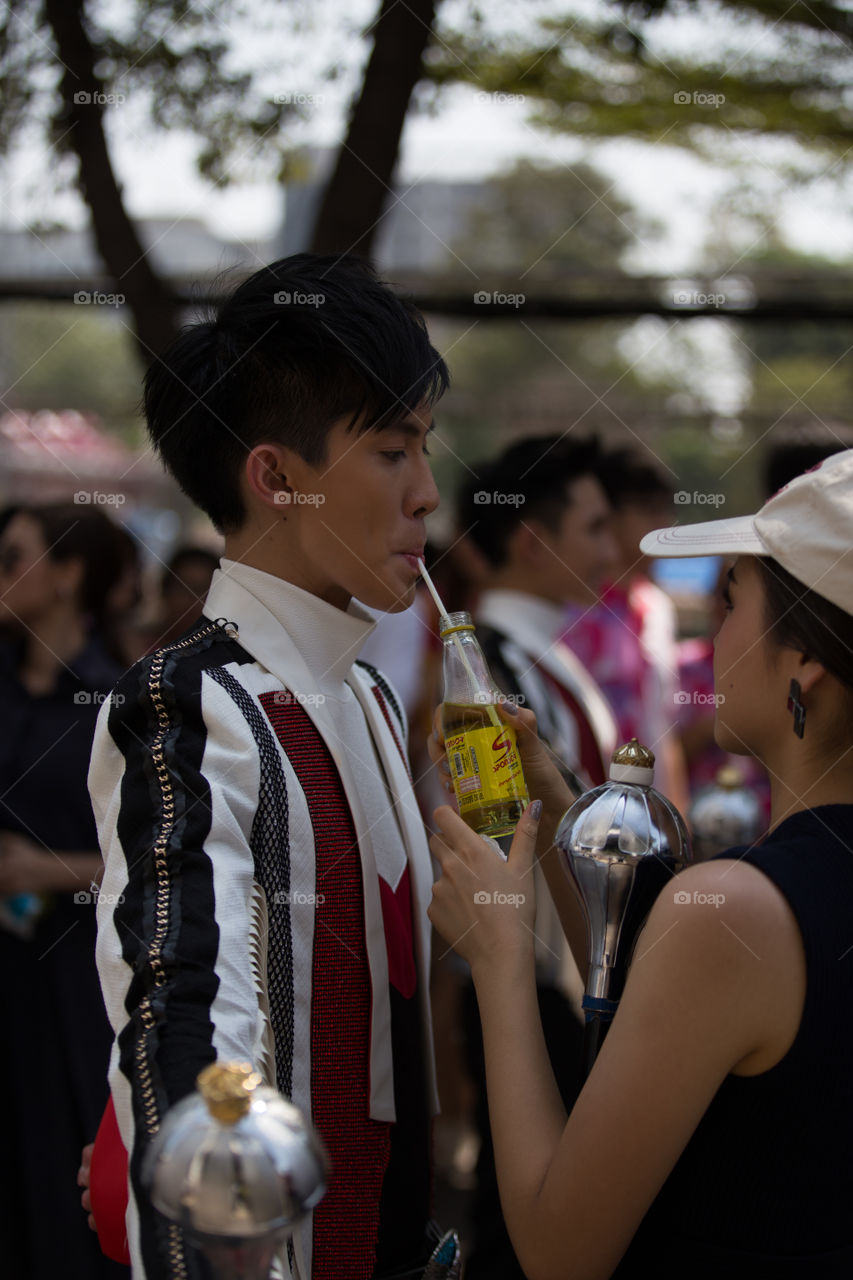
[534, 474, 618, 605]
[612, 496, 673, 575]
[281, 404, 439, 612]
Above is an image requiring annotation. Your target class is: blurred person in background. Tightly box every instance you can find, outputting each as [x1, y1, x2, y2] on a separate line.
[560, 446, 689, 813]
[104, 522, 145, 666]
[450, 434, 620, 1280]
[146, 544, 220, 650]
[0, 501, 129, 1280]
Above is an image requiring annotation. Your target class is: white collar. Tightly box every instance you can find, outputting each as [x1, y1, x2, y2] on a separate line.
[477, 589, 565, 646]
[210, 559, 376, 694]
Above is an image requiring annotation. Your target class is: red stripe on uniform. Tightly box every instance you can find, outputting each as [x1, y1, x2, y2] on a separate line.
[260, 693, 390, 1280]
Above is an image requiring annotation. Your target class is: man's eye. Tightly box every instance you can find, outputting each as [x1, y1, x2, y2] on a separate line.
[381, 451, 406, 462]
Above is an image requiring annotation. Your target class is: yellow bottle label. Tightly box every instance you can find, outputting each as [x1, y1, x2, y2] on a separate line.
[445, 724, 528, 813]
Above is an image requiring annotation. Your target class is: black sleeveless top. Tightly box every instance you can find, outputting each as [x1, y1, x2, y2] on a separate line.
[612, 804, 853, 1279]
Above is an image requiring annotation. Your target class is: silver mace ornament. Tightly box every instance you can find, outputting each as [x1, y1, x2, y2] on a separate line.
[688, 763, 765, 861]
[142, 1061, 328, 1280]
[555, 739, 692, 1080]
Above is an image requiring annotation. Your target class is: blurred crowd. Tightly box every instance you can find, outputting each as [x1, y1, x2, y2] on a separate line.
[0, 429, 843, 1278]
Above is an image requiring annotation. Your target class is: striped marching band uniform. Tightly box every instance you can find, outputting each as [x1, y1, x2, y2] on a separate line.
[89, 562, 439, 1280]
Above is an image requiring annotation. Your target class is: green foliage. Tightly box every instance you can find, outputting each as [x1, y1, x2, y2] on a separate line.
[426, 0, 853, 154]
[0, 0, 298, 185]
[0, 300, 146, 441]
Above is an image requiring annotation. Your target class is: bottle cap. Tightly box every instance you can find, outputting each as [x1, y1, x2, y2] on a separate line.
[608, 738, 655, 786]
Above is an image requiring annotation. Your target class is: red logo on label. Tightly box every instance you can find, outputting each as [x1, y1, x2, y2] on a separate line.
[491, 730, 512, 771]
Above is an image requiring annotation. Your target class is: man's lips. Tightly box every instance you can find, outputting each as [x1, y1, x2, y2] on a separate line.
[398, 552, 424, 571]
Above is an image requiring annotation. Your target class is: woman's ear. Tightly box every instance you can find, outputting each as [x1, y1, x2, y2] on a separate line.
[794, 652, 828, 698]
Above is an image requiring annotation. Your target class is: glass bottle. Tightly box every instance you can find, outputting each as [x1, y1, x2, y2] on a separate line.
[439, 611, 529, 839]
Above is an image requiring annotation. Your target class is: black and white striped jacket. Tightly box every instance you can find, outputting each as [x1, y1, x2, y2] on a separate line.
[90, 567, 438, 1279]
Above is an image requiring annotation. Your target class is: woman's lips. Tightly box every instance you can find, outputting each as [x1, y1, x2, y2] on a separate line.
[399, 553, 423, 572]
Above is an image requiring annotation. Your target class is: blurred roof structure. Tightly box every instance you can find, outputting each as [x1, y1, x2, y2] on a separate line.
[0, 409, 165, 505]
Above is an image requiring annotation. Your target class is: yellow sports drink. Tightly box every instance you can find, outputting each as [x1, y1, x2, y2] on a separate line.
[439, 612, 529, 839]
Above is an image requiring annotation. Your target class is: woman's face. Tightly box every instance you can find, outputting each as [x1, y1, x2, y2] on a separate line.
[713, 556, 788, 758]
[0, 513, 74, 630]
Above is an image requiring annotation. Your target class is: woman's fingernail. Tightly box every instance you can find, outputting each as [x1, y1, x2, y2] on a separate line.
[439, 759, 451, 775]
[503, 700, 519, 715]
[529, 799, 542, 821]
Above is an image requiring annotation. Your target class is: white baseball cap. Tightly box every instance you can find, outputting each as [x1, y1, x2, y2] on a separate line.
[640, 448, 853, 616]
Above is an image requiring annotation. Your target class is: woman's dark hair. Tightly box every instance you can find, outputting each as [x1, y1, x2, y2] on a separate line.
[144, 253, 450, 533]
[756, 556, 853, 698]
[26, 503, 126, 630]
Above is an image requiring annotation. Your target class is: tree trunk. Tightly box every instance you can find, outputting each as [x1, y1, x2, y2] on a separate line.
[43, 0, 180, 361]
[309, 0, 439, 261]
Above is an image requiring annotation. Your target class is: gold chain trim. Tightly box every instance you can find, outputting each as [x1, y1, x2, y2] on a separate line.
[132, 617, 234, 1279]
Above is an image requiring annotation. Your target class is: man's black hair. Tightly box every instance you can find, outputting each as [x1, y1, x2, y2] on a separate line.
[456, 435, 605, 569]
[144, 253, 450, 532]
[596, 446, 672, 510]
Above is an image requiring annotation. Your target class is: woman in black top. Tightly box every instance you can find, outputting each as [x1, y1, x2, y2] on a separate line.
[0, 502, 130, 1280]
[427, 450, 853, 1279]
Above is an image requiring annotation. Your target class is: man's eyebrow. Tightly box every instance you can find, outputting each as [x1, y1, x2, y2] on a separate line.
[389, 418, 435, 437]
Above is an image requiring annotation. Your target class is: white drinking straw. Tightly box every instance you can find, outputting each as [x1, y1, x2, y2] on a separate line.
[418, 558, 502, 730]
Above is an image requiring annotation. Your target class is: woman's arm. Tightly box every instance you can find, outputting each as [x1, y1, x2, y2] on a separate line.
[428, 811, 806, 1280]
[0, 831, 104, 895]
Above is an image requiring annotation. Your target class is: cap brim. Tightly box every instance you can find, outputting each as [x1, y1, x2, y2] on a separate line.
[640, 515, 766, 558]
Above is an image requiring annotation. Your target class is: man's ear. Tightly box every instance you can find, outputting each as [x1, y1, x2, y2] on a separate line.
[244, 444, 298, 514]
[510, 519, 549, 568]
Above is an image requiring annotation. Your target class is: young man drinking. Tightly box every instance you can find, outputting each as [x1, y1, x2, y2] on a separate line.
[87, 254, 455, 1280]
